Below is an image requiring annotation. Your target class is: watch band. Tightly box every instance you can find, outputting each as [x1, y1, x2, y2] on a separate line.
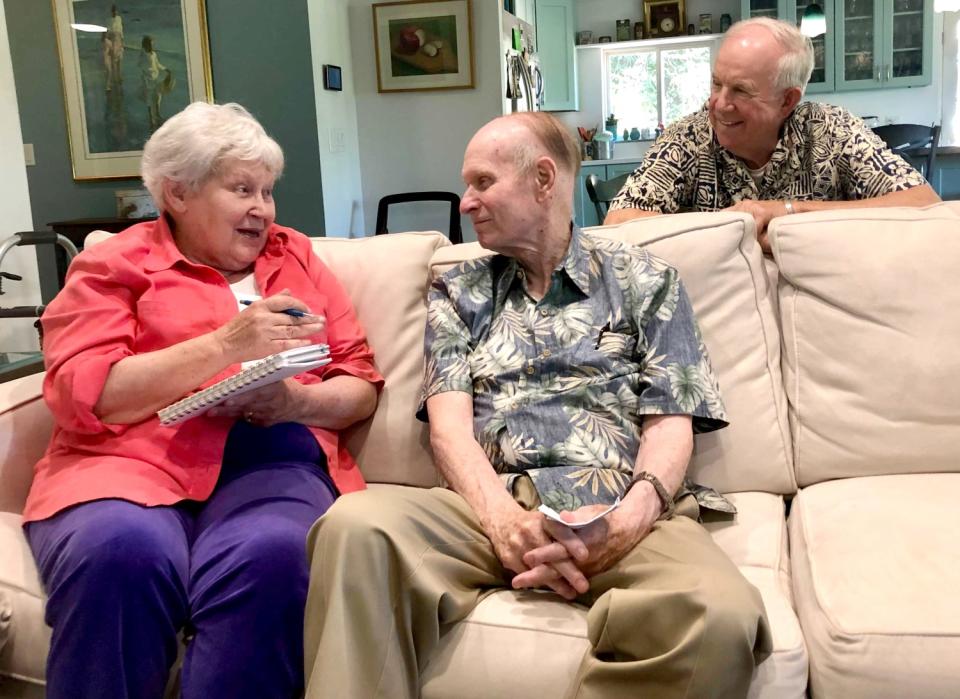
[784, 199, 796, 215]
[624, 471, 675, 519]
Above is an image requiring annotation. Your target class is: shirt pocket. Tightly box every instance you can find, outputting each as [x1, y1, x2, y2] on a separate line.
[596, 330, 637, 361]
[135, 300, 221, 350]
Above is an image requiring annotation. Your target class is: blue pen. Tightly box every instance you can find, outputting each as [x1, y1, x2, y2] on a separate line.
[240, 299, 317, 319]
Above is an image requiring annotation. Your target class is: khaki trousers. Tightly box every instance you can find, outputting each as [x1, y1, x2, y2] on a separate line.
[303, 486, 771, 699]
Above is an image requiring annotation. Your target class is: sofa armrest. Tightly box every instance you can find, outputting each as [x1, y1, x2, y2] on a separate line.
[0, 374, 51, 514]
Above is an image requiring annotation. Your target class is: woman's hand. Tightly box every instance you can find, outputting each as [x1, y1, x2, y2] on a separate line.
[208, 379, 304, 426]
[214, 289, 325, 364]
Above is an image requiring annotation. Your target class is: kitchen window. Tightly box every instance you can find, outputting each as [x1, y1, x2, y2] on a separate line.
[604, 40, 715, 135]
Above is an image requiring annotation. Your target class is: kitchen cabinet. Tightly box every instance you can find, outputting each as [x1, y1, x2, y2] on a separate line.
[835, 0, 932, 91]
[574, 162, 641, 228]
[535, 0, 577, 111]
[740, 0, 836, 93]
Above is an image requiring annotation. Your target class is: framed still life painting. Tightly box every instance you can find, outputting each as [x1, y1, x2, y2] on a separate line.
[52, 0, 213, 180]
[372, 0, 474, 93]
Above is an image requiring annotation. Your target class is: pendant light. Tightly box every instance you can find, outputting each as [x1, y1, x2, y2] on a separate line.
[800, 3, 826, 38]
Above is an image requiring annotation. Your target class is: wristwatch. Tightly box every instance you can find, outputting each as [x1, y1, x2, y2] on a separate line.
[624, 471, 675, 519]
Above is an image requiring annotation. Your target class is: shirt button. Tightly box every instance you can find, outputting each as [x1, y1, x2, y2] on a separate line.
[526, 366, 535, 375]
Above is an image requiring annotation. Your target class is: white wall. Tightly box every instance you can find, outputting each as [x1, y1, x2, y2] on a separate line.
[307, 0, 365, 238]
[574, 0, 740, 40]
[347, 0, 504, 240]
[939, 11, 959, 144]
[0, 0, 40, 352]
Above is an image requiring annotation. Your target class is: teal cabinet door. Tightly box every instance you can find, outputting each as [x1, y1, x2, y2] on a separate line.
[835, 0, 886, 90]
[606, 162, 641, 180]
[881, 0, 932, 88]
[742, 1, 835, 93]
[575, 165, 607, 228]
[574, 162, 642, 228]
[535, 0, 577, 111]
[788, 0, 836, 93]
[835, 0, 932, 91]
[740, 0, 790, 20]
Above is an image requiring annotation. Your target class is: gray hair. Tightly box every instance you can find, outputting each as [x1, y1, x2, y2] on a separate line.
[723, 17, 814, 95]
[141, 102, 284, 210]
[506, 112, 582, 178]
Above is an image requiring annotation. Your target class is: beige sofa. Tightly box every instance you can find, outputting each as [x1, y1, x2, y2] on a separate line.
[2, 205, 959, 698]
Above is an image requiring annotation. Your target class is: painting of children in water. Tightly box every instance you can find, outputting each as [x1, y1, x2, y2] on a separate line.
[53, 0, 211, 178]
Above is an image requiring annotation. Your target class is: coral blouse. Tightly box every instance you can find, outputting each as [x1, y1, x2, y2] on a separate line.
[23, 217, 383, 522]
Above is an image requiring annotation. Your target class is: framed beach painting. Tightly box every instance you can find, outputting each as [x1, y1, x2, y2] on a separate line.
[52, 0, 213, 180]
[372, 0, 474, 93]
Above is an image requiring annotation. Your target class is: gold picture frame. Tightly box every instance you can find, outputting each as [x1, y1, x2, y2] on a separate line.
[52, 0, 213, 180]
[372, 0, 475, 93]
[644, 0, 686, 39]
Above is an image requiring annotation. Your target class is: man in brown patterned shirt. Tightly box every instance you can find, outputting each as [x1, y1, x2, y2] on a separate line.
[605, 17, 940, 251]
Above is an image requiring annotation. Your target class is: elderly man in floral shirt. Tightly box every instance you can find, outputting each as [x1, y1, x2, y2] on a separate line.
[605, 18, 940, 251]
[303, 112, 771, 699]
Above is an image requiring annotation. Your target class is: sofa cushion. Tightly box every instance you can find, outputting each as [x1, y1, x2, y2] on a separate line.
[420, 491, 806, 699]
[789, 473, 960, 699]
[310, 232, 451, 487]
[0, 512, 47, 685]
[770, 203, 960, 486]
[429, 213, 794, 495]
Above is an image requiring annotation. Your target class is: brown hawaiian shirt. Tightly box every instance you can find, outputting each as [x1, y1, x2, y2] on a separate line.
[609, 102, 926, 214]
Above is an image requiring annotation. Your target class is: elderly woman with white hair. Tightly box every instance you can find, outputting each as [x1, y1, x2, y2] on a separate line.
[23, 102, 383, 698]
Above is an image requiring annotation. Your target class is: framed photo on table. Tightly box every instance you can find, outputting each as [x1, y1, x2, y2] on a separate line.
[372, 0, 475, 93]
[52, 0, 213, 180]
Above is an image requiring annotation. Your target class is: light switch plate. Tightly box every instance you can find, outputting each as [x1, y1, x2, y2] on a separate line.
[329, 128, 345, 154]
[23, 143, 35, 166]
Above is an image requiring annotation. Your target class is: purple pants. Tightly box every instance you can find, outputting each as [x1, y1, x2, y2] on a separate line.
[25, 421, 338, 699]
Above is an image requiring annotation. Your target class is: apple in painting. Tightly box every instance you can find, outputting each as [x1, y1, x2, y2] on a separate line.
[397, 26, 422, 54]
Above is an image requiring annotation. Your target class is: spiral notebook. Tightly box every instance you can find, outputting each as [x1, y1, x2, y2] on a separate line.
[158, 344, 331, 426]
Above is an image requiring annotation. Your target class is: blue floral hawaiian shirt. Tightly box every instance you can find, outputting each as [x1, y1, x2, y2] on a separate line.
[418, 228, 734, 515]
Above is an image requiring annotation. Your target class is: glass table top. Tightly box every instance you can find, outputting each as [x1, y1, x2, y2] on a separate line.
[0, 351, 44, 383]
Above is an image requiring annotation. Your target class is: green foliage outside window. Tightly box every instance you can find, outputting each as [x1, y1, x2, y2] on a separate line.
[606, 45, 712, 135]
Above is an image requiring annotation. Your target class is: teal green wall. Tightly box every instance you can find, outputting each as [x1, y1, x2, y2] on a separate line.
[4, 0, 325, 236]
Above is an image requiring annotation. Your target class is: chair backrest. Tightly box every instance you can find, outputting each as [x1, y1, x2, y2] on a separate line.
[872, 123, 940, 184]
[375, 191, 463, 244]
[585, 172, 630, 223]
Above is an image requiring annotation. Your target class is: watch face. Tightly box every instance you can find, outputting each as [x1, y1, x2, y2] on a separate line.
[660, 17, 676, 33]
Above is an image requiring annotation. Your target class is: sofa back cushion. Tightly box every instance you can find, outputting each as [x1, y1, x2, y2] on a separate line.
[771, 203, 960, 486]
[311, 232, 450, 487]
[429, 212, 795, 495]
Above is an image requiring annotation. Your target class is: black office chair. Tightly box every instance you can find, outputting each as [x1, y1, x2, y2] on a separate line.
[374, 191, 463, 244]
[585, 173, 631, 223]
[872, 123, 941, 185]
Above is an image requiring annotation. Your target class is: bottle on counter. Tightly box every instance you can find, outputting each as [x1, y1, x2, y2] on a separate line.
[605, 114, 618, 140]
[593, 130, 615, 160]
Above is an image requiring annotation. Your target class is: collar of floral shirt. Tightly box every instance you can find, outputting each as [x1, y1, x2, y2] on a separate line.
[490, 226, 593, 318]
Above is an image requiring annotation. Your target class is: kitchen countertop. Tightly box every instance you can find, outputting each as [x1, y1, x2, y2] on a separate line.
[581, 156, 644, 166]
[583, 145, 960, 167]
